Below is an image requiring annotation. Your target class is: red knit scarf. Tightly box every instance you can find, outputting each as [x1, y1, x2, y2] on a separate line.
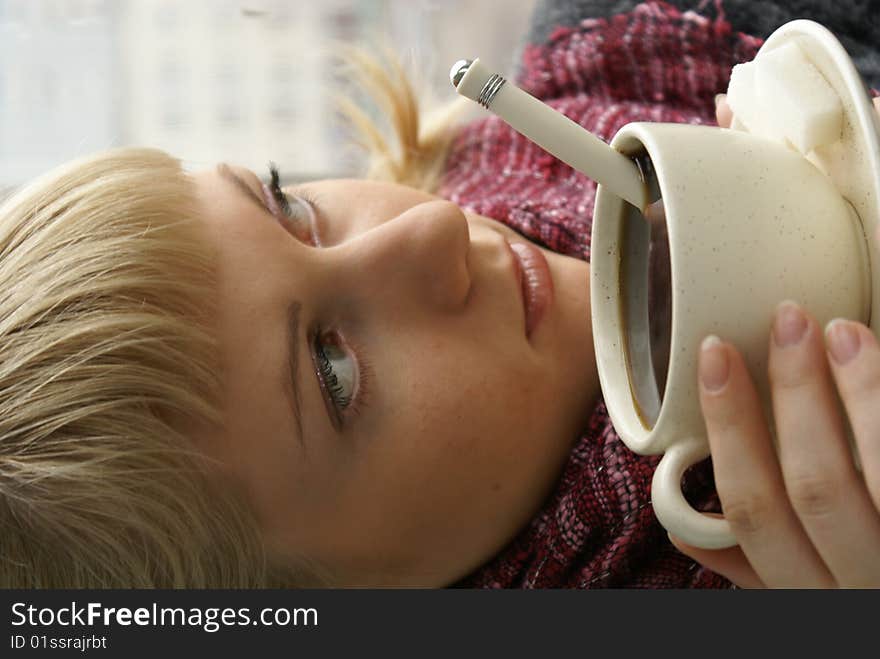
[440, 1, 762, 588]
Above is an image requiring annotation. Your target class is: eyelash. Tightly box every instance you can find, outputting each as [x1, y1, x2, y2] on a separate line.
[313, 330, 372, 426]
[266, 163, 320, 245]
[267, 163, 292, 215]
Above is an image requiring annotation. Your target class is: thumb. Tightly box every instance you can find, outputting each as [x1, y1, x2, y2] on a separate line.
[715, 93, 733, 128]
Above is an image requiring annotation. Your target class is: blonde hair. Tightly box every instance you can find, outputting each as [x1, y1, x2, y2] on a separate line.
[336, 45, 467, 192]
[0, 148, 325, 587]
[0, 51, 449, 588]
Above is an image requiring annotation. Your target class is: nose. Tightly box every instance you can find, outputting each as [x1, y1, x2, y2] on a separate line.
[331, 200, 472, 312]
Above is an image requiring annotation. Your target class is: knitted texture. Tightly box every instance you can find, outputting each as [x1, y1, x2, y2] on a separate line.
[523, 0, 880, 90]
[439, 1, 764, 588]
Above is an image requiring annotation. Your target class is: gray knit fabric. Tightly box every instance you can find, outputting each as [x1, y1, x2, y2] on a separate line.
[524, 0, 880, 89]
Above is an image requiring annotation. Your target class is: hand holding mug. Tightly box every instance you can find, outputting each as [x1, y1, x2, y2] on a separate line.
[667, 99, 880, 588]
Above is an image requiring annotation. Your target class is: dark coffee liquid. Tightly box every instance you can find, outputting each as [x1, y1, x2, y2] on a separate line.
[644, 200, 672, 400]
[619, 153, 671, 429]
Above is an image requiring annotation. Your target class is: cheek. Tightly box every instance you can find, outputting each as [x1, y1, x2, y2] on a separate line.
[405, 342, 536, 409]
[400, 352, 552, 467]
[380, 373, 565, 550]
[361, 329, 573, 501]
[334, 348, 571, 568]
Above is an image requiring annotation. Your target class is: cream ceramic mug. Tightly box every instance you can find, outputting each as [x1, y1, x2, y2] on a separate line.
[590, 122, 871, 549]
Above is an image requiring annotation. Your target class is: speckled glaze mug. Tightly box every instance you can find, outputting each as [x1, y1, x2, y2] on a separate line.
[590, 122, 871, 548]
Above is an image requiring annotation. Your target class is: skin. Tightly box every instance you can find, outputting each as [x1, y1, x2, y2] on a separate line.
[668, 96, 880, 587]
[189, 170, 600, 586]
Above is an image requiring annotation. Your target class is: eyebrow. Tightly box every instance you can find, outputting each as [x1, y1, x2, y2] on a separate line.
[284, 302, 305, 448]
[216, 164, 306, 448]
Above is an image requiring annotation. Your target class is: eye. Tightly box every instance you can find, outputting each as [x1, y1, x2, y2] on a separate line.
[264, 164, 320, 246]
[280, 195, 318, 245]
[314, 331, 358, 420]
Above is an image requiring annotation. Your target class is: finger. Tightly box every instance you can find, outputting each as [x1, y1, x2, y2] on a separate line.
[769, 303, 880, 587]
[668, 532, 764, 588]
[827, 321, 880, 509]
[873, 96, 880, 114]
[822, 319, 880, 586]
[715, 94, 733, 128]
[699, 335, 835, 587]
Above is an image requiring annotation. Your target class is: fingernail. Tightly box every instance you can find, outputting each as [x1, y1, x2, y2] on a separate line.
[773, 300, 808, 348]
[700, 335, 729, 392]
[714, 93, 726, 108]
[825, 319, 860, 365]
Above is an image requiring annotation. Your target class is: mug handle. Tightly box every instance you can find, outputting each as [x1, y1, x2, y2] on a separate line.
[651, 438, 737, 549]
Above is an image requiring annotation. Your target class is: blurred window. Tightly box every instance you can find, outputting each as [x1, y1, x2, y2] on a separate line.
[0, 0, 535, 186]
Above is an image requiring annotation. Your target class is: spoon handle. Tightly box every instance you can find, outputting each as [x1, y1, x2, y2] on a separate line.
[451, 58, 648, 210]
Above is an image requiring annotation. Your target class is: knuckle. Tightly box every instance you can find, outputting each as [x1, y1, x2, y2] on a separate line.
[840, 361, 880, 401]
[702, 391, 747, 432]
[704, 400, 739, 430]
[722, 493, 772, 537]
[785, 473, 840, 518]
[768, 356, 816, 392]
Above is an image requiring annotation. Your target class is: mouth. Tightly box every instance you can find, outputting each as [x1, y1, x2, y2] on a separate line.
[506, 239, 554, 339]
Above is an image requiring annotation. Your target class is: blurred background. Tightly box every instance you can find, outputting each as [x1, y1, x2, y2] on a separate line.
[0, 0, 536, 191]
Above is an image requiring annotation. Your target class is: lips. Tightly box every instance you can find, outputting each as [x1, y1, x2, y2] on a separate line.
[508, 240, 554, 338]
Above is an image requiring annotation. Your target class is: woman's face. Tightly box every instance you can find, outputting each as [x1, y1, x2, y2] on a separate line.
[191, 165, 599, 586]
